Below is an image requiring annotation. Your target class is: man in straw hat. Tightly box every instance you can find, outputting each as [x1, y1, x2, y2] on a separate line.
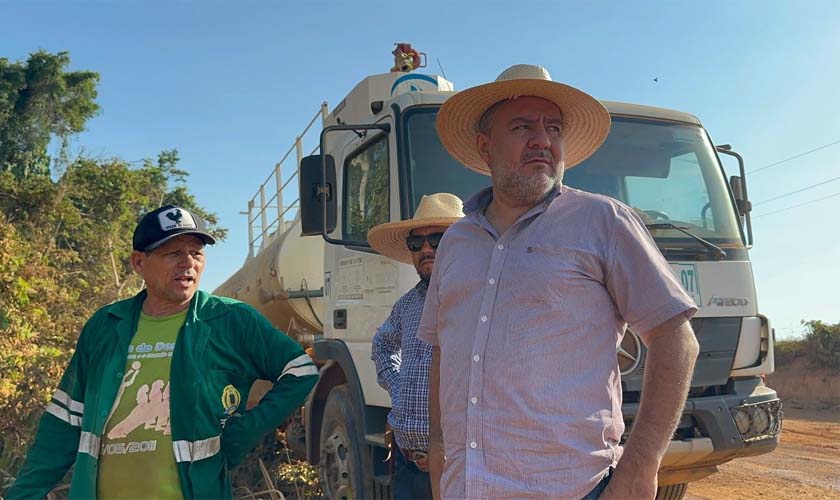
[417, 65, 700, 499]
[369, 193, 465, 500]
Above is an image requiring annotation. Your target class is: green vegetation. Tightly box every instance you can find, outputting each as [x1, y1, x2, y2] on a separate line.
[231, 432, 323, 499]
[773, 337, 805, 366]
[275, 460, 322, 499]
[774, 320, 840, 372]
[0, 50, 224, 490]
[0, 51, 99, 178]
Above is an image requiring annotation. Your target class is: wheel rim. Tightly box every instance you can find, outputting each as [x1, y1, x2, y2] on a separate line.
[320, 430, 353, 499]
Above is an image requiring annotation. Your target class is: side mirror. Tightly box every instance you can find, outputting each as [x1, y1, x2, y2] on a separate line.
[729, 175, 752, 214]
[304, 121, 391, 245]
[299, 154, 336, 236]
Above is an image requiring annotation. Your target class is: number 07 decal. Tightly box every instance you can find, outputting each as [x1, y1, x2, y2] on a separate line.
[671, 264, 701, 306]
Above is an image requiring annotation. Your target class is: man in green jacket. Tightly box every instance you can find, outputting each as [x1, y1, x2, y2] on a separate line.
[7, 205, 319, 499]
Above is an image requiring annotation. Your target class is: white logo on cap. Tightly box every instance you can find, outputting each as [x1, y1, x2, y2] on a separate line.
[157, 208, 197, 231]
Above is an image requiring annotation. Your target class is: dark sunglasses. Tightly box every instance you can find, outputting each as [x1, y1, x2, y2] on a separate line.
[406, 232, 445, 252]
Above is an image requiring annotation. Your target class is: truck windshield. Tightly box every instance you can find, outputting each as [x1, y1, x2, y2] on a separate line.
[404, 108, 743, 246]
[404, 107, 491, 209]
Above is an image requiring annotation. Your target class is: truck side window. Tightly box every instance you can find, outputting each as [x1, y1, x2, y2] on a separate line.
[343, 134, 390, 242]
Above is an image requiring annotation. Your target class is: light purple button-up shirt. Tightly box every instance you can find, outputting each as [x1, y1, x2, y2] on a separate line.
[418, 185, 696, 500]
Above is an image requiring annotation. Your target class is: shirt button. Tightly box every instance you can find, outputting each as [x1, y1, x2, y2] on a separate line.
[100, 410, 109, 418]
[488, 278, 495, 285]
[481, 315, 488, 322]
[471, 397, 478, 404]
[116, 372, 123, 379]
[473, 355, 480, 362]
[497, 244, 504, 250]
[470, 441, 478, 449]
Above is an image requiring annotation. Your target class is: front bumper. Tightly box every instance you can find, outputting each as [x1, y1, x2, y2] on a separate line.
[623, 382, 782, 485]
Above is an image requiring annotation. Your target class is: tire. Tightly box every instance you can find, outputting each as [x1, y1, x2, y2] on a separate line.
[319, 384, 370, 500]
[656, 482, 688, 500]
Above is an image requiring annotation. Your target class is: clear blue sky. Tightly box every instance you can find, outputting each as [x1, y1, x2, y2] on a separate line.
[5, 0, 839, 339]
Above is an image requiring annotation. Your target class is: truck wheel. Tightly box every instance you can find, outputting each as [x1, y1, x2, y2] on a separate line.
[319, 384, 369, 500]
[655, 482, 688, 500]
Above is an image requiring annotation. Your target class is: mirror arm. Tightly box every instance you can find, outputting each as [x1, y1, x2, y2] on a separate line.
[717, 145, 753, 246]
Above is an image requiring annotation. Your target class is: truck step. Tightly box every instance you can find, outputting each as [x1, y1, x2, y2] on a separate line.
[365, 432, 388, 449]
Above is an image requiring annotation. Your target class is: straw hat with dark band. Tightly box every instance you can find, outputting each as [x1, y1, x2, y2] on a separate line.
[368, 193, 464, 264]
[436, 64, 611, 175]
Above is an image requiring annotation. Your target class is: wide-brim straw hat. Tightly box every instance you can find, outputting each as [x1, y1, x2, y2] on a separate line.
[437, 64, 611, 175]
[368, 193, 464, 264]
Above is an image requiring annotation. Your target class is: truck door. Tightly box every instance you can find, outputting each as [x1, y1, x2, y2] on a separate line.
[324, 117, 403, 409]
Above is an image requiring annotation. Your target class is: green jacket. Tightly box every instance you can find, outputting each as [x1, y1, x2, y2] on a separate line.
[7, 290, 319, 499]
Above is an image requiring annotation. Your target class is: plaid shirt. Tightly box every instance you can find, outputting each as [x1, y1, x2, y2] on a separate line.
[371, 280, 431, 451]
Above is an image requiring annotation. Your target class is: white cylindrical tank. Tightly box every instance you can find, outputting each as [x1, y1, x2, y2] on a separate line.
[214, 215, 324, 341]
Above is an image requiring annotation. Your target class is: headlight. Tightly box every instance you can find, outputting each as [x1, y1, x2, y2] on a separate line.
[751, 406, 771, 434]
[731, 399, 783, 442]
[734, 408, 752, 435]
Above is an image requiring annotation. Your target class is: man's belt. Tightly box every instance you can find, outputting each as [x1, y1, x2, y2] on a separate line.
[401, 448, 430, 472]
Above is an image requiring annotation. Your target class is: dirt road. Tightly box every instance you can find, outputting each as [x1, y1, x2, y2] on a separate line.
[685, 409, 840, 499]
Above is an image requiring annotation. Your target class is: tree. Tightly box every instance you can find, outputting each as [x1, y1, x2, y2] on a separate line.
[141, 149, 226, 237]
[801, 320, 840, 370]
[0, 50, 99, 178]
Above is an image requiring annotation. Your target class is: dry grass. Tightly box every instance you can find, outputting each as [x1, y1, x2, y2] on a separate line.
[232, 430, 323, 500]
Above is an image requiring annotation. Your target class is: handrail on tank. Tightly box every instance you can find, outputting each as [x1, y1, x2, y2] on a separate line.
[243, 103, 329, 257]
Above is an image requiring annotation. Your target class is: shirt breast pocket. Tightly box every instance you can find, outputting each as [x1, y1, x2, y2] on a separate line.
[504, 244, 577, 349]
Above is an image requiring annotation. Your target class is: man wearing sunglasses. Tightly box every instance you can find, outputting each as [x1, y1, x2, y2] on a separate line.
[367, 193, 465, 500]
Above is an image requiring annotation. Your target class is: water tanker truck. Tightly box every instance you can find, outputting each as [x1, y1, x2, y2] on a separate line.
[215, 56, 782, 500]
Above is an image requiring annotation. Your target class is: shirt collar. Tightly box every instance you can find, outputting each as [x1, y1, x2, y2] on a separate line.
[464, 183, 565, 216]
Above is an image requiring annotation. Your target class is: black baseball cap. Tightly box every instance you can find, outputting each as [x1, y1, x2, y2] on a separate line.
[133, 205, 216, 252]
